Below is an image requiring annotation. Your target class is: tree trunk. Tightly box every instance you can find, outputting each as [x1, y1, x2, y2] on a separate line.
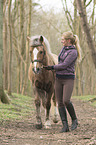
[3, 17, 8, 90]
[0, 0, 10, 104]
[3, 0, 8, 90]
[76, 0, 96, 68]
[22, 0, 32, 94]
[20, 0, 25, 93]
[73, 0, 77, 33]
[16, 0, 21, 94]
[7, 0, 12, 95]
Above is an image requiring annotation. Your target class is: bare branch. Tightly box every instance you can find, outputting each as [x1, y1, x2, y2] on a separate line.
[86, 0, 92, 7]
[61, 0, 73, 31]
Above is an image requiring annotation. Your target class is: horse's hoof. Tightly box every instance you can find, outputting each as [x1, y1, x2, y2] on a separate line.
[44, 120, 51, 129]
[53, 118, 58, 123]
[44, 125, 51, 129]
[36, 123, 43, 129]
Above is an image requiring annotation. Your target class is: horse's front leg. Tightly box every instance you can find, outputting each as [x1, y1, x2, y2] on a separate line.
[35, 90, 43, 129]
[44, 92, 51, 129]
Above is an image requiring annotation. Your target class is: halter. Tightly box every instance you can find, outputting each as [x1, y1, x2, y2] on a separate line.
[31, 44, 46, 64]
[30, 44, 46, 74]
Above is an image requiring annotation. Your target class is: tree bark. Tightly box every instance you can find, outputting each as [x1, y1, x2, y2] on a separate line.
[0, 0, 10, 104]
[76, 0, 96, 68]
[20, 0, 25, 93]
[7, 0, 12, 95]
[16, 0, 21, 94]
[3, 16, 8, 90]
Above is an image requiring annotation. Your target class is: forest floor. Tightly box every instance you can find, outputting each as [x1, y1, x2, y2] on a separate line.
[0, 96, 96, 145]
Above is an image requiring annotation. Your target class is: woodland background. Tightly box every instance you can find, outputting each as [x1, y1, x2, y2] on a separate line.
[0, 0, 96, 103]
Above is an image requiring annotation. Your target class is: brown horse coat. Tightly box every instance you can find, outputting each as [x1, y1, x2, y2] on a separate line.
[28, 35, 58, 129]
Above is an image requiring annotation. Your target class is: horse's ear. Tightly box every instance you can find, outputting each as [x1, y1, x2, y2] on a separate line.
[40, 36, 44, 43]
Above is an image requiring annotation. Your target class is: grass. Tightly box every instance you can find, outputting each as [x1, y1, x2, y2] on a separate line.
[0, 93, 35, 121]
[0, 93, 96, 122]
[73, 95, 96, 107]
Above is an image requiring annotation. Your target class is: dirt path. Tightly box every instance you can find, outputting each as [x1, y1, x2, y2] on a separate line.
[0, 98, 96, 145]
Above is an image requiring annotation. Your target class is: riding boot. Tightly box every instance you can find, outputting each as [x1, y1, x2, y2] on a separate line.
[58, 107, 69, 133]
[66, 102, 78, 130]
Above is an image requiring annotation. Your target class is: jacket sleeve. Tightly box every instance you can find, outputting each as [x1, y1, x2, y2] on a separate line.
[54, 50, 77, 71]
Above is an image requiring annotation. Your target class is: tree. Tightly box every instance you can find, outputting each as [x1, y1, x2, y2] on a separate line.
[22, 0, 32, 94]
[7, 0, 12, 95]
[76, 0, 96, 68]
[0, 0, 10, 104]
[3, 0, 8, 90]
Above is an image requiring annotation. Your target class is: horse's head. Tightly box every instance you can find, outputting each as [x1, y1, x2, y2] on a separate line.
[29, 36, 47, 74]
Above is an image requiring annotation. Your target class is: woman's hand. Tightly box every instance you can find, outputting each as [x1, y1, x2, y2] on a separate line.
[43, 65, 54, 70]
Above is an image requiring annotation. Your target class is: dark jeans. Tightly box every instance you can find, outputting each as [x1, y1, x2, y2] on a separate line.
[55, 78, 74, 107]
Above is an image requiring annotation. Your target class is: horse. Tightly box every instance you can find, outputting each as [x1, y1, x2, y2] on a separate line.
[28, 35, 58, 129]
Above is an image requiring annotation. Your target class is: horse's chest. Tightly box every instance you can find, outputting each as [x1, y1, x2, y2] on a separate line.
[35, 80, 52, 93]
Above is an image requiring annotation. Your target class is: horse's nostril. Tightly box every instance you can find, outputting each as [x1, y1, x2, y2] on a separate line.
[37, 68, 40, 72]
[32, 68, 37, 74]
[32, 67, 41, 74]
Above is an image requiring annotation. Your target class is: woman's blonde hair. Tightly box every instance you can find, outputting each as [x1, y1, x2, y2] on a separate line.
[62, 31, 82, 62]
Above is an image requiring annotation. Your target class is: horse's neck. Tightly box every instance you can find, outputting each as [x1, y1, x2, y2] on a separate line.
[45, 53, 54, 66]
[43, 54, 49, 65]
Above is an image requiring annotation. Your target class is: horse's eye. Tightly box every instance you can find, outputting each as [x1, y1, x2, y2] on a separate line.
[40, 51, 43, 54]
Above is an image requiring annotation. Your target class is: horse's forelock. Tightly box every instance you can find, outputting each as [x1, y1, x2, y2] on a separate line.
[30, 35, 51, 54]
[30, 36, 41, 47]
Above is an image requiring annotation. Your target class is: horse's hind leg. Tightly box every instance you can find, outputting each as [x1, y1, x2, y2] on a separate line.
[35, 90, 43, 129]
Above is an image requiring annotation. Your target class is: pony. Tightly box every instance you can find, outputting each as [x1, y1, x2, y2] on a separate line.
[28, 35, 58, 129]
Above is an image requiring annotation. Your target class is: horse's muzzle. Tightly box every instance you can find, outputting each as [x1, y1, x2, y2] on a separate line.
[32, 67, 43, 74]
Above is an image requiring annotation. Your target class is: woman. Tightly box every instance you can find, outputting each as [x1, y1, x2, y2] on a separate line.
[44, 31, 81, 132]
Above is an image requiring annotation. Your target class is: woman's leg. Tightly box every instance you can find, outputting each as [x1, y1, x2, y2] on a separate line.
[55, 78, 63, 107]
[66, 102, 78, 130]
[63, 79, 74, 106]
[62, 79, 78, 130]
[55, 78, 69, 132]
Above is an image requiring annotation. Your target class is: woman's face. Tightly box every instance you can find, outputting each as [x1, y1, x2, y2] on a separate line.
[61, 36, 71, 46]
